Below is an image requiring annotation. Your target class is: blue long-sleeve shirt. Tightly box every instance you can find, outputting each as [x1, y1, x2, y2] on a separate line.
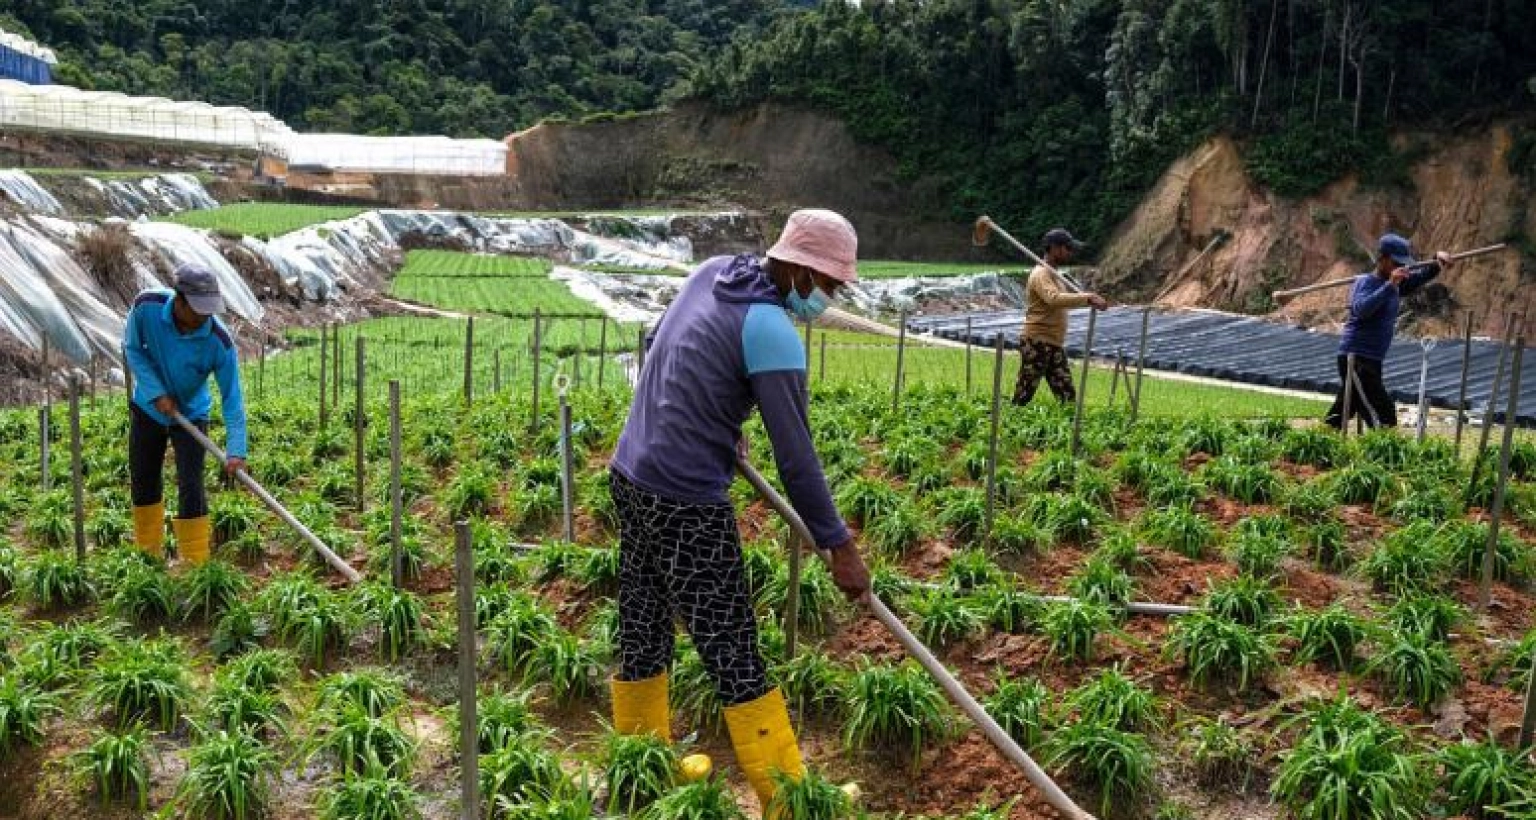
[1338, 263, 1441, 361]
[612, 255, 851, 550]
[123, 289, 248, 458]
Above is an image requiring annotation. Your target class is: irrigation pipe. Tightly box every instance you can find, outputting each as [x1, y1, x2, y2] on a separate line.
[735, 456, 1096, 820]
[170, 410, 362, 584]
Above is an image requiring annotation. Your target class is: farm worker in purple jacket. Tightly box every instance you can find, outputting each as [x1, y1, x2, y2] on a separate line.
[122, 264, 248, 565]
[1324, 232, 1453, 430]
[609, 209, 872, 814]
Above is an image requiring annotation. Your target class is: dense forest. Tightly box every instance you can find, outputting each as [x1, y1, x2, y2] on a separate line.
[0, 0, 803, 136]
[3, 1, 1534, 241]
[693, 0, 1536, 240]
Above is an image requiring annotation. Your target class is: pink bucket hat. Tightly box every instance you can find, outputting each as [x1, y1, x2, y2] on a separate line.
[766, 209, 859, 283]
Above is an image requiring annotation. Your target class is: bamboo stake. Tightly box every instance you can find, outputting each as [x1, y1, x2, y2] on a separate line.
[1131, 308, 1150, 422]
[455, 521, 480, 820]
[69, 377, 84, 560]
[1071, 308, 1097, 456]
[1454, 311, 1474, 453]
[1480, 339, 1524, 611]
[389, 380, 403, 589]
[355, 337, 366, 513]
[982, 336, 1005, 544]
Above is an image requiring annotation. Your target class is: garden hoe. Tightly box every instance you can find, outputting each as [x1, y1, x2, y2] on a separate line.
[169, 410, 362, 584]
[1271, 243, 1507, 305]
[736, 456, 1097, 820]
[972, 214, 1087, 294]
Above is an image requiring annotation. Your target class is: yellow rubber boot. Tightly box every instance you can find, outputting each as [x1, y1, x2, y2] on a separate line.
[723, 687, 804, 817]
[610, 674, 712, 782]
[132, 503, 165, 560]
[172, 515, 211, 566]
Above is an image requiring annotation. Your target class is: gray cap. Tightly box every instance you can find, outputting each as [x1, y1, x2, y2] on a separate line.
[1043, 228, 1086, 252]
[173, 264, 225, 315]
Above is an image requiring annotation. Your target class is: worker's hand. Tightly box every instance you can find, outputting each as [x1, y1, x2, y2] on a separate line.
[826, 540, 872, 602]
[1389, 267, 1410, 287]
[735, 437, 749, 462]
[153, 395, 178, 417]
[1088, 294, 1109, 311]
[1436, 250, 1454, 270]
[224, 457, 246, 476]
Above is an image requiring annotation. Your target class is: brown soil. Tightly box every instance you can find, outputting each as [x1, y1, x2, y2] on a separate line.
[1096, 125, 1536, 338]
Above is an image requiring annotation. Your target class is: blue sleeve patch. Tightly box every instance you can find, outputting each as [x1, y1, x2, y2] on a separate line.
[133, 291, 170, 308]
[742, 303, 805, 375]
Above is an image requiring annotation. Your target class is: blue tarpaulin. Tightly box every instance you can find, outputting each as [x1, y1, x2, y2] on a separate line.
[0, 43, 51, 85]
[907, 307, 1536, 425]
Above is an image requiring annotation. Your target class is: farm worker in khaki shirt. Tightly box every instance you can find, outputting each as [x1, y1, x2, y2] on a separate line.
[1013, 228, 1107, 406]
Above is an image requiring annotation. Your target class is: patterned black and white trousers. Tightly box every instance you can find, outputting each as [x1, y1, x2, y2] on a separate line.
[1013, 337, 1076, 406]
[610, 469, 769, 707]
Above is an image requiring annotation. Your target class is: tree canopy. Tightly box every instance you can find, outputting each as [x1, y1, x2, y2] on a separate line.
[3, 1, 1532, 242]
[0, 0, 801, 137]
[692, 0, 1536, 240]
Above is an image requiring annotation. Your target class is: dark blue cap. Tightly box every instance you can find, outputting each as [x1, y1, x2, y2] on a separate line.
[173, 263, 225, 315]
[1043, 228, 1085, 251]
[1378, 233, 1415, 266]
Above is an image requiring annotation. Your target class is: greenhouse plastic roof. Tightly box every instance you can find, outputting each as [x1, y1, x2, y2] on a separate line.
[908, 307, 1536, 425]
[0, 84, 507, 174]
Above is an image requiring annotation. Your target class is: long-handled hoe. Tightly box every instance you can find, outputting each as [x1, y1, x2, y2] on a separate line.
[737, 456, 1096, 820]
[170, 410, 362, 584]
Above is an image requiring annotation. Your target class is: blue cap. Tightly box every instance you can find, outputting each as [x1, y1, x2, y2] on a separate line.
[173, 263, 225, 316]
[1043, 228, 1085, 252]
[1378, 233, 1415, 266]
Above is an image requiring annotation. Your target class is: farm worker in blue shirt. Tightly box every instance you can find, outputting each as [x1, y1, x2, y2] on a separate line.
[123, 264, 248, 565]
[1324, 233, 1453, 430]
[608, 209, 872, 816]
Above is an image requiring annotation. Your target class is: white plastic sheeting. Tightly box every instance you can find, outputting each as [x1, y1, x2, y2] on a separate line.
[0, 217, 126, 362]
[128, 221, 264, 323]
[0, 169, 64, 215]
[87, 173, 219, 217]
[0, 207, 740, 365]
[551, 266, 682, 324]
[286, 134, 507, 176]
[0, 82, 510, 175]
[845, 273, 1023, 315]
[0, 80, 294, 154]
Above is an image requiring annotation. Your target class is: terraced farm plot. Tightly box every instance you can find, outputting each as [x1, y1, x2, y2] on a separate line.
[390, 251, 601, 316]
[3, 367, 1536, 820]
[161, 203, 367, 237]
[858, 260, 1027, 279]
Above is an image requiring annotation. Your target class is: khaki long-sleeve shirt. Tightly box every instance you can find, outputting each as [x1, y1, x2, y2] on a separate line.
[1023, 264, 1093, 347]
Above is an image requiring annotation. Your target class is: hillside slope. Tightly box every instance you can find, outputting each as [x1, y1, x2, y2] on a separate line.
[1098, 123, 1534, 339]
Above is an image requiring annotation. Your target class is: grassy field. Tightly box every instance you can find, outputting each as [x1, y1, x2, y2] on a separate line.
[389, 251, 601, 316]
[858, 260, 1027, 279]
[162, 203, 367, 237]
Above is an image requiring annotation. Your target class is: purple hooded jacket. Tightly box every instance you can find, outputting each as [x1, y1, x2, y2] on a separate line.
[611, 255, 851, 550]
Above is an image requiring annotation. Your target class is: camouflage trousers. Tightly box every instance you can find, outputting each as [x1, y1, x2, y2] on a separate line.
[1012, 337, 1076, 406]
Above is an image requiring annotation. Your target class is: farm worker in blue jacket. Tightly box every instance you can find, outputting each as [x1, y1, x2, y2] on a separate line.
[1324, 232, 1453, 430]
[123, 264, 248, 565]
[608, 209, 872, 816]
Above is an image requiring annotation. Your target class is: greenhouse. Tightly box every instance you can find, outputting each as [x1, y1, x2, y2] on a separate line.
[0, 81, 293, 155]
[286, 133, 508, 176]
[0, 27, 55, 85]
